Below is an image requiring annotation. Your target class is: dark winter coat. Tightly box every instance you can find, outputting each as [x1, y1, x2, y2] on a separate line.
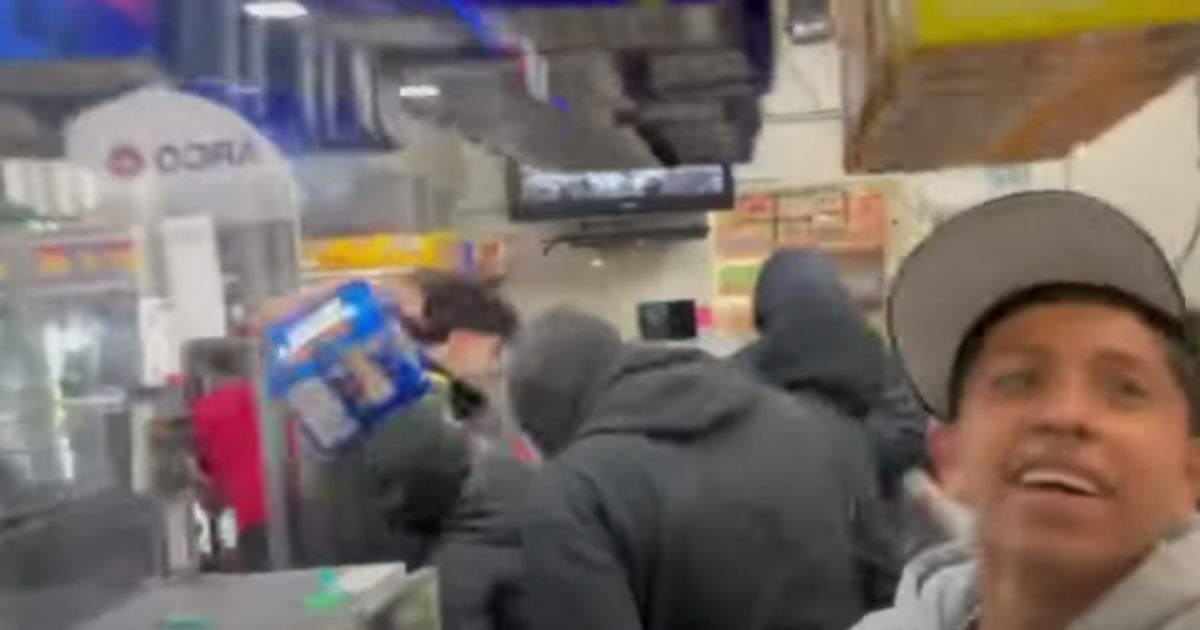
[291, 394, 456, 568]
[435, 454, 534, 630]
[514, 340, 891, 630]
[293, 386, 533, 630]
[735, 250, 933, 560]
[736, 249, 928, 495]
[364, 391, 535, 630]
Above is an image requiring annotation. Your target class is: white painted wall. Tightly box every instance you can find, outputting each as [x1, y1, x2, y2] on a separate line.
[503, 235, 714, 339]
[1066, 79, 1200, 302]
[738, 42, 846, 189]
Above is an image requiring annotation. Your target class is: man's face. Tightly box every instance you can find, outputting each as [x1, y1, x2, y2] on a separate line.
[947, 302, 1200, 575]
[427, 330, 503, 387]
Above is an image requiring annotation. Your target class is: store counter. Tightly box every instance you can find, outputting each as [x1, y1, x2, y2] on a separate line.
[74, 565, 439, 630]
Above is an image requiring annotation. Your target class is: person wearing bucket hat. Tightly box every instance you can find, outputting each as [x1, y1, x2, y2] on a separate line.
[853, 191, 1200, 630]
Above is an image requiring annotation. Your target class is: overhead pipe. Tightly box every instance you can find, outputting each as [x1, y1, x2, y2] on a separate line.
[318, 38, 340, 143]
[296, 20, 320, 141]
[347, 43, 385, 143]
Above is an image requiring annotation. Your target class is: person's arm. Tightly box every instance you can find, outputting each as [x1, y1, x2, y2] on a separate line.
[521, 468, 643, 630]
[851, 485, 903, 609]
[864, 356, 930, 498]
[434, 542, 500, 630]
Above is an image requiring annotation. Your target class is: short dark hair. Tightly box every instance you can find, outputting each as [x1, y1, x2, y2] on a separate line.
[408, 270, 519, 343]
[948, 284, 1200, 433]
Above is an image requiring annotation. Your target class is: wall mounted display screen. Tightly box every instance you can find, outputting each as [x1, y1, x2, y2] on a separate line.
[638, 300, 698, 341]
[508, 162, 734, 222]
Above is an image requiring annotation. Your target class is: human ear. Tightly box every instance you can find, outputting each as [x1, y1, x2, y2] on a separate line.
[930, 422, 969, 503]
[1185, 437, 1200, 503]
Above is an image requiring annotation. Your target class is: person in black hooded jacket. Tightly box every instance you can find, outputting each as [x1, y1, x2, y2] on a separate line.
[276, 272, 532, 630]
[736, 249, 927, 496]
[364, 391, 533, 630]
[735, 249, 932, 561]
[508, 307, 889, 630]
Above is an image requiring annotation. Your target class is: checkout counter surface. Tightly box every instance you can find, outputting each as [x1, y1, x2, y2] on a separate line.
[74, 565, 439, 630]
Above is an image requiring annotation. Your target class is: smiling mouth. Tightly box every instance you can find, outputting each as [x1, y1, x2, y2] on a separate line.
[1013, 467, 1109, 498]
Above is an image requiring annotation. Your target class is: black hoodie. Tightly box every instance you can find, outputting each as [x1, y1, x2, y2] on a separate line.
[737, 249, 927, 497]
[434, 452, 534, 630]
[511, 312, 891, 630]
[738, 250, 886, 416]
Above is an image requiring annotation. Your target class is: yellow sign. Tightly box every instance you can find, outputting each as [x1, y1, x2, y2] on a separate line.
[303, 232, 460, 271]
[913, 0, 1200, 47]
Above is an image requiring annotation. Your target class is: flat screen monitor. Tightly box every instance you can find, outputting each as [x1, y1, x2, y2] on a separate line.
[508, 162, 734, 222]
[638, 300, 698, 341]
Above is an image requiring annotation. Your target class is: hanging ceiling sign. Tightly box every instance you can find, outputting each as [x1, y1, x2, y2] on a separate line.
[106, 138, 261, 179]
[65, 87, 299, 226]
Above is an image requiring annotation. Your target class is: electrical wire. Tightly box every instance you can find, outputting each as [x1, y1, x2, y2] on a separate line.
[1172, 203, 1200, 273]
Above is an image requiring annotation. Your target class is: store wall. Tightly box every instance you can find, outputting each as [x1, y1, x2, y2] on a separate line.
[501, 237, 715, 340]
[592, 243, 714, 338]
[738, 42, 844, 189]
[503, 234, 714, 339]
[451, 143, 605, 323]
[745, 41, 1200, 304]
[1066, 79, 1200, 302]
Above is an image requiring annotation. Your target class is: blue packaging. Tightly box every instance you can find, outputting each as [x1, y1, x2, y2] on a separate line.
[265, 281, 431, 452]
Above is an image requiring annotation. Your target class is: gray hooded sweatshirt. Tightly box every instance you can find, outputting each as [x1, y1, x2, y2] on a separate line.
[853, 518, 1200, 630]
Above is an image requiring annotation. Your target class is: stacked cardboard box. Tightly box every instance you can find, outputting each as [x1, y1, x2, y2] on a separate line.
[836, 0, 1200, 172]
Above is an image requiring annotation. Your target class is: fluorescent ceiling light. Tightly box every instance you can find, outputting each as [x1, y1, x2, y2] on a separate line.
[399, 84, 441, 99]
[243, 1, 309, 19]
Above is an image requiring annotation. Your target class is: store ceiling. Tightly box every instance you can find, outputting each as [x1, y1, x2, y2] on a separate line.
[0, 0, 776, 170]
[339, 0, 773, 168]
[0, 59, 162, 157]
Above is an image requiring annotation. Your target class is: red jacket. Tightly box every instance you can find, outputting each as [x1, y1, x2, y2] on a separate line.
[193, 380, 267, 532]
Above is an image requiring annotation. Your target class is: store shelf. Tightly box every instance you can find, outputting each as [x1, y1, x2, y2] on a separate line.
[0, 278, 137, 300]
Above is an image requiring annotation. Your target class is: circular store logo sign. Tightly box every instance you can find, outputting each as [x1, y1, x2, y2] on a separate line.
[107, 144, 146, 178]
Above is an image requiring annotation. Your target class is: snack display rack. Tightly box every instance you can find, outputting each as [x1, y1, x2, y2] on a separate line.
[709, 181, 897, 337]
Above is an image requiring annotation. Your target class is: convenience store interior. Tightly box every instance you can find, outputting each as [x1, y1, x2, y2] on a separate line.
[4, 1, 1200, 629]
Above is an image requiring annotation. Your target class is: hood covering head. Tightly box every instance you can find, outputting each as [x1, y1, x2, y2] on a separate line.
[740, 249, 885, 416]
[507, 308, 624, 457]
[579, 345, 758, 442]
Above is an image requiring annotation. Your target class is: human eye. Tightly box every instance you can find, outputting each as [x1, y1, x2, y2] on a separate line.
[988, 367, 1041, 396]
[1104, 372, 1151, 407]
